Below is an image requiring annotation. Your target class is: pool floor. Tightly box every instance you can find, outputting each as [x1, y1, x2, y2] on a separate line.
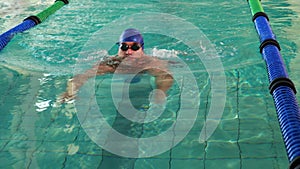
[0, 64, 289, 169]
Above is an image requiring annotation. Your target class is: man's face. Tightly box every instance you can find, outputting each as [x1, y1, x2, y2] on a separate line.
[118, 42, 144, 58]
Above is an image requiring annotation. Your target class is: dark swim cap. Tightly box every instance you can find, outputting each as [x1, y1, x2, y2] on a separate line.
[119, 28, 144, 49]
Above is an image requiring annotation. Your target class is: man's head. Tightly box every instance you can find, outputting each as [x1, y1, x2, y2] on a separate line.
[118, 28, 144, 57]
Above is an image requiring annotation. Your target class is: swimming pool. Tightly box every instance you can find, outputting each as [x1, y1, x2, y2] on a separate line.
[1, 0, 300, 168]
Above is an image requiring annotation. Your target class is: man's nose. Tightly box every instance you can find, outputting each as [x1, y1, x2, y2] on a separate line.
[126, 48, 133, 55]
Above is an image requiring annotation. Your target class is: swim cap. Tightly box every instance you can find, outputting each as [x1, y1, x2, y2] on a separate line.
[119, 28, 144, 49]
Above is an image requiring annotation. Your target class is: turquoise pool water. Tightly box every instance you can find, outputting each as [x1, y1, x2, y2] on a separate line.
[1, 0, 300, 168]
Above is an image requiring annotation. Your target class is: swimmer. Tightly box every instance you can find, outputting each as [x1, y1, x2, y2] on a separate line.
[60, 28, 173, 104]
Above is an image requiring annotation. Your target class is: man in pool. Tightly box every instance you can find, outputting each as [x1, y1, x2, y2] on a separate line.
[60, 28, 174, 168]
[60, 28, 173, 104]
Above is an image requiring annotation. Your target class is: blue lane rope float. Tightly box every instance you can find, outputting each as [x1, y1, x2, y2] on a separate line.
[0, 19, 38, 51]
[0, 0, 69, 52]
[247, 0, 300, 168]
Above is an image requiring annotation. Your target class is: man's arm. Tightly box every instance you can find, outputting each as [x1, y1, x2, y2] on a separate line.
[60, 60, 115, 102]
[155, 71, 173, 93]
[147, 60, 174, 104]
[69, 63, 114, 90]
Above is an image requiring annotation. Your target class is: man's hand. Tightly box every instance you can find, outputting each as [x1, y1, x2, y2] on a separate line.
[58, 78, 79, 103]
[149, 89, 167, 105]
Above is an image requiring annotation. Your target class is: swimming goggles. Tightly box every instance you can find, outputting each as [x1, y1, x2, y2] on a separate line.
[120, 43, 141, 51]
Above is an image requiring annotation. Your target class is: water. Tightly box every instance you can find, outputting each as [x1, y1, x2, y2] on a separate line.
[1, 0, 300, 168]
